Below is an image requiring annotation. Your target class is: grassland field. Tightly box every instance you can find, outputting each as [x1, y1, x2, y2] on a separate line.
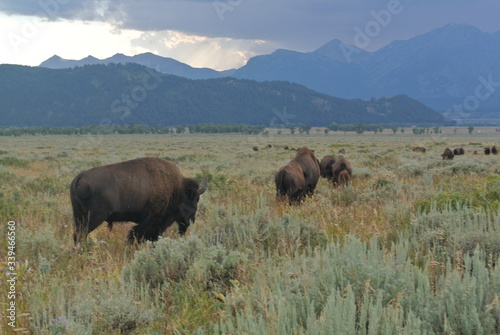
[1, 128, 499, 334]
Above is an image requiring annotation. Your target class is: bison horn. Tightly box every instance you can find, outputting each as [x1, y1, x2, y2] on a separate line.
[198, 179, 208, 195]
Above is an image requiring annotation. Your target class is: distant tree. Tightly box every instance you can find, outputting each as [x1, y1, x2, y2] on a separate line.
[400, 128, 405, 134]
[355, 123, 365, 134]
[175, 126, 185, 134]
[290, 127, 295, 135]
[392, 127, 398, 134]
[300, 124, 312, 135]
[324, 129, 329, 135]
[468, 126, 474, 135]
[378, 127, 384, 134]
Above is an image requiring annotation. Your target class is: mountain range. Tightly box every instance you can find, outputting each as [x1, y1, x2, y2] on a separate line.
[0, 63, 447, 127]
[40, 23, 500, 124]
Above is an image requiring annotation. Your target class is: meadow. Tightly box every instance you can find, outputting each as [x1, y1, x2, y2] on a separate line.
[1, 128, 499, 334]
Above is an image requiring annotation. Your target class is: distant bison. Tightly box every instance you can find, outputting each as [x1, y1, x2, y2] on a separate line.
[338, 148, 346, 154]
[292, 147, 320, 195]
[331, 156, 352, 187]
[275, 162, 306, 204]
[453, 148, 465, 155]
[485, 147, 491, 155]
[253, 146, 259, 152]
[319, 155, 336, 180]
[70, 157, 207, 245]
[492, 145, 498, 155]
[413, 146, 426, 153]
[284, 145, 289, 150]
[441, 148, 454, 160]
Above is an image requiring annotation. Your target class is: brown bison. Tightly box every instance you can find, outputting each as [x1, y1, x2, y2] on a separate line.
[453, 148, 465, 155]
[413, 146, 426, 153]
[284, 145, 289, 150]
[292, 147, 320, 195]
[275, 162, 306, 204]
[441, 148, 454, 160]
[319, 155, 336, 179]
[492, 146, 498, 155]
[338, 148, 346, 154]
[252, 146, 259, 151]
[485, 147, 491, 155]
[338, 170, 351, 187]
[331, 156, 352, 187]
[70, 157, 207, 245]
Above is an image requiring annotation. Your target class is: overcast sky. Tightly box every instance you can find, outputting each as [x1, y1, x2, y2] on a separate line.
[1, 0, 499, 70]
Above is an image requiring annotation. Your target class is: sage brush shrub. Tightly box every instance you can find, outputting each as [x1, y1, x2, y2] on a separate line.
[410, 205, 500, 264]
[122, 235, 248, 292]
[196, 236, 499, 335]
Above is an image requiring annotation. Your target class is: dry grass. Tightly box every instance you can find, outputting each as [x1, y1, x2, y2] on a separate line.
[0, 129, 499, 334]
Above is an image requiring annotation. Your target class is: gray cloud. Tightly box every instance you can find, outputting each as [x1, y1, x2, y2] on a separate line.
[1, 0, 500, 52]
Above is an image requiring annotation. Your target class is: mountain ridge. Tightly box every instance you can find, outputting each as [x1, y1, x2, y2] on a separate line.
[0, 63, 448, 127]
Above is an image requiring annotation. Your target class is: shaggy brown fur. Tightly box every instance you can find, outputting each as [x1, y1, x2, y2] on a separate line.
[292, 147, 321, 195]
[70, 157, 207, 245]
[331, 156, 352, 187]
[441, 148, 454, 160]
[275, 161, 306, 204]
[319, 155, 336, 179]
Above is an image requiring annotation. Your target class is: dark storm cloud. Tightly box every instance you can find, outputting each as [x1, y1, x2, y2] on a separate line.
[1, 0, 499, 51]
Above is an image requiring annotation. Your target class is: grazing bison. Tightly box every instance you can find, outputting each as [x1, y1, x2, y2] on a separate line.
[252, 146, 259, 152]
[338, 170, 351, 187]
[413, 146, 426, 153]
[441, 148, 454, 160]
[70, 157, 207, 245]
[338, 148, 346, 154]
[331, 156, 352, 187]
[275, 162, 306, 204]
[453, 148, 465, 155]
[473, 150, 478, 155]
[284, 145, 289, 150]
[485, 147, 491, 155]
[319, 155, 336, 179]
[292, 147, 320, 195]
[492, 146, 498, 155]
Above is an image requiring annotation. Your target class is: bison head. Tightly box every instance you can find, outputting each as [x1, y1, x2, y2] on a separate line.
[177, 179, 208, 233]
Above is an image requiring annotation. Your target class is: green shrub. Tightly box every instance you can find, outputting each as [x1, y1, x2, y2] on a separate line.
[0, 156, 30, 167]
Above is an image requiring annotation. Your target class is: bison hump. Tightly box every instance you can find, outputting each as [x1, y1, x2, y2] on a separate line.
[74, 176, 92, 200]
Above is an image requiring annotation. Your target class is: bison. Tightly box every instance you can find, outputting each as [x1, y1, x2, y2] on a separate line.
[338, 170, 351, 187]
[492, 146, 498, 155]
[441, 148, 454, 160]
[453, 147, 465, 155]
[252, 146, 259, 152]
[485, 147, 491, 155]
[413, 146, 426, 153]
[338, 148, 346, 154]
[331, 156, 352, 187]
[319, 155, 336, 179]
[292, 147, 320, 195]
[275, 161, 306, 204]
[70, 157, 207, 245]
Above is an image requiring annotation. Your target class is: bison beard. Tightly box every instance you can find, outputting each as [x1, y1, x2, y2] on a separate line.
[70, 157, 207, 245]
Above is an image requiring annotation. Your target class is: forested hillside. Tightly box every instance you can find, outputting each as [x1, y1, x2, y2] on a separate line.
[0, 63, 449, 127]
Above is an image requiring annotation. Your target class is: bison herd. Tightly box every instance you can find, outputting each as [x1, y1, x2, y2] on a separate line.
[70, 142, 497, 245]
[440, 145, 498, 160]
[275, 147, 352, 204]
